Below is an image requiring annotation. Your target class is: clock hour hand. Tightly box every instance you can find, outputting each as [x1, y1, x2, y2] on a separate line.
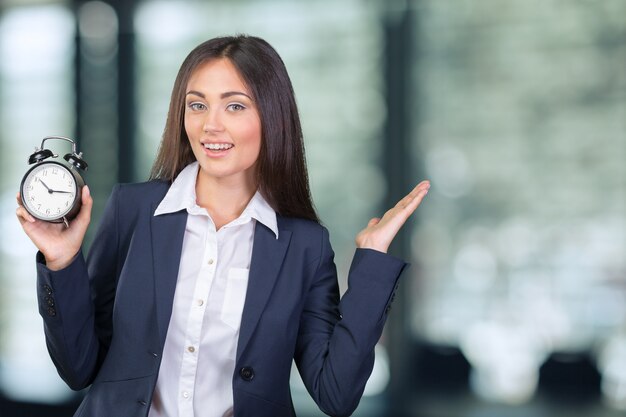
[50, 190, 73, 194]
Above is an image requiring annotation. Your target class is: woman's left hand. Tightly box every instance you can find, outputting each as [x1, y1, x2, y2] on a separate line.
[355, 180, 430, 253]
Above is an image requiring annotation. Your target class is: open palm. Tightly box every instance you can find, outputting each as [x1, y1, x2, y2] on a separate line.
[355, 180, 430, 253]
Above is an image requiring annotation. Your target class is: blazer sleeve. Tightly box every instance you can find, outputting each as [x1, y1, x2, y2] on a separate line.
[35, 184, 122, 390]
[294, 227, 408, 417]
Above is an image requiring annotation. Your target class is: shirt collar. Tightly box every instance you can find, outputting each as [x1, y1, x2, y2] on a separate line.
[241, 189, 279, 239]
[154, 162, 279, 239]
[154, 162, 198, 216]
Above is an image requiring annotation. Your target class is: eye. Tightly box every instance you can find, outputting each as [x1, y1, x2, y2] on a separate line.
[226, 103, 246, 112]
[187, 102, 206, 111]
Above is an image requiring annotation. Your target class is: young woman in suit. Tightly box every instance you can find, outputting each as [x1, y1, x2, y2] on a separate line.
[17, 35, 430, 417]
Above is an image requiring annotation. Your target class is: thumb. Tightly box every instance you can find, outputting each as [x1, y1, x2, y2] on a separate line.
[367, 217, 381, 227]
[73, 185, 92, 229]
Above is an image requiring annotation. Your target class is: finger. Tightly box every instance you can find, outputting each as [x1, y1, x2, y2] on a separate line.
[367, 217, 381, 227]
[382, 183, 430, 227]
[397, 180, 430, 209]
[16, 205, 36, 224]
[401, 185, 429, 214]
[409, 180, 430, 198]
[16, 191, 39, 222]
[15, 191, 35, 223]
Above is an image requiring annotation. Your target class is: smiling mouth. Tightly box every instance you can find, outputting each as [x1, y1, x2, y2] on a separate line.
[203, 143, 234, 151]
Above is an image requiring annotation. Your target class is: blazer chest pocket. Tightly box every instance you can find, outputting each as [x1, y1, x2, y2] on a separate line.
[221, 267, 249, 330]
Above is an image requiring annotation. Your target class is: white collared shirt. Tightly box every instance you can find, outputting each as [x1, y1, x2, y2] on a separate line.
[148, 162, 278, 417]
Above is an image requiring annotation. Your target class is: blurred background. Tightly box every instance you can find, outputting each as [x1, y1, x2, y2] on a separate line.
[0, 0, 624, 416]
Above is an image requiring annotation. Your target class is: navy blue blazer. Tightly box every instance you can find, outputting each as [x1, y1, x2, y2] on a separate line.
[36, 181, 407, 417]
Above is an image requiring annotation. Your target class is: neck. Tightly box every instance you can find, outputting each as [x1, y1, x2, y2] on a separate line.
[195, 172, 257, 230]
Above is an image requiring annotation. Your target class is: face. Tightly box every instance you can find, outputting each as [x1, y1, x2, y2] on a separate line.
[184, 58, 262, 188]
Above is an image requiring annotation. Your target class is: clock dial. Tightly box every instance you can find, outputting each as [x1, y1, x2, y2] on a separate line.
[21, 163, 78, 221]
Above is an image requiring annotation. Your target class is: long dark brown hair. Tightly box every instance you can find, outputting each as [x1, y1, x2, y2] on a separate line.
[150, 35, 318, 222]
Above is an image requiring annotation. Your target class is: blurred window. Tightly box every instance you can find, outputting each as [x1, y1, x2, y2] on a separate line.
[410, 0, 626, 405]
[0, 1, 76, 403]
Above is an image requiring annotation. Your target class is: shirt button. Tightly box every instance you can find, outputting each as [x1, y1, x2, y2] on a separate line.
[182, 391, 189, 399]
[197, 299, 204, 306]
[207, 259, 214, 265]
[187, 346, 195, 353]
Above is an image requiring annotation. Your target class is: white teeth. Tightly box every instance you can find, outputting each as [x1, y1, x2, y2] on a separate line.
[203, 143, 233, 150]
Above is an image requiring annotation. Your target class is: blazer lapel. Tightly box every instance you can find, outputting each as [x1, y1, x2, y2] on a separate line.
[237, 221, 292, 360]
[151, 207, 188, 347]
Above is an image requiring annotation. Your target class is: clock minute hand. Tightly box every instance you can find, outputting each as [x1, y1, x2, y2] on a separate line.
[50, 189, 74, 194]
[39, 179, 53, 194]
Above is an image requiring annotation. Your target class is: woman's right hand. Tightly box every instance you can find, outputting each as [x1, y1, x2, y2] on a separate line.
[16, 185, 93, 271]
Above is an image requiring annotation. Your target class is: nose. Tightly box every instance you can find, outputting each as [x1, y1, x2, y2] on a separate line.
[202, 109, 224, 133]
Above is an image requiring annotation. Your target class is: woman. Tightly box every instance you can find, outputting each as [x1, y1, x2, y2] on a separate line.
[17, 35, 429, 417]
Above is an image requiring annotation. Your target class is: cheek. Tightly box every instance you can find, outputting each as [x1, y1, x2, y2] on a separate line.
[184, 114, 197, 138]
[239, 118, 262, 149]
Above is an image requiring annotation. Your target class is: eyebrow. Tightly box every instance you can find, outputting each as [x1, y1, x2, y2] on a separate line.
[186, 90, 252, 100]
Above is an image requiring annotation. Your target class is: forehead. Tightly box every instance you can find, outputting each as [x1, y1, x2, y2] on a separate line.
[186, 58, 250, 93]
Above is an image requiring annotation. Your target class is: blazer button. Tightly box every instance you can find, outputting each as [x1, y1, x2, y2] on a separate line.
[239, 367, 254, 381]
[47, 307, 56, 317]
[43, 284, 53, 295]
[45, 297, 55, 307]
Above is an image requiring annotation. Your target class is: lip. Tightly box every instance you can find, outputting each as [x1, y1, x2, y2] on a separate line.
[200, 141, 234, 158]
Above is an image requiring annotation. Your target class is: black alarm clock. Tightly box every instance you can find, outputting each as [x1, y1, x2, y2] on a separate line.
[20, 136, 88, 228]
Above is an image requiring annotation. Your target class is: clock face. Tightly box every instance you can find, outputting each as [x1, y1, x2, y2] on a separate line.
[21, 162, 78, 221]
